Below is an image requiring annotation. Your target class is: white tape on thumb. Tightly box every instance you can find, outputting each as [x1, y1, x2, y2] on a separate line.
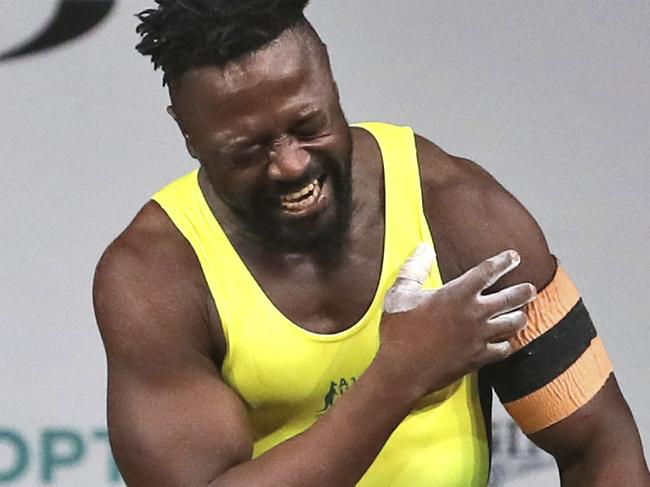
[397, 243, 436, 286]
[383, 243, 436, 313]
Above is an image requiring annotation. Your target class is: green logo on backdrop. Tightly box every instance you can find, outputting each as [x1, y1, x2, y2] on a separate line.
[0, 427, 120, 484]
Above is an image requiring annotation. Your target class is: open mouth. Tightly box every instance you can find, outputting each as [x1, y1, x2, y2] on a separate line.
[279, 176, 325, 214]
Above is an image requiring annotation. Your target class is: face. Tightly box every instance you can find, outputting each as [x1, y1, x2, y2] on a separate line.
[169, 27, 353, 252]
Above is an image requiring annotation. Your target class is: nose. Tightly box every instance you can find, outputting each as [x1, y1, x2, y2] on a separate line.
[266, 135, 310, 181]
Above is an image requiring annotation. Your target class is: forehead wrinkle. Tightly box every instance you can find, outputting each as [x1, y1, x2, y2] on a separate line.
[172, 66, 304, 141]
[209, 57, 327, 124]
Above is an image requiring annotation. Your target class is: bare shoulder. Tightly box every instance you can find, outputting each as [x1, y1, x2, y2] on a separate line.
[93, 201, 220, 365]
[414, 134, 556, 291]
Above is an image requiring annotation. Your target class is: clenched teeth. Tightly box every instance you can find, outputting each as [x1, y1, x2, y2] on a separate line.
[281, 179, 318, 203]
[280, 178, 322, 211]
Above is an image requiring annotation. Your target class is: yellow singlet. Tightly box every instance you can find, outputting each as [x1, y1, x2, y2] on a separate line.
[153, 122, 491, 486]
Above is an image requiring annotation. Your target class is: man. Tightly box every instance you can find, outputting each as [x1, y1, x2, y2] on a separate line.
[93, 1, 650, 485]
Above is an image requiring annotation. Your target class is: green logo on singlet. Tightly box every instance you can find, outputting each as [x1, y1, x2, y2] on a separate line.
[317, 376, 358, 415]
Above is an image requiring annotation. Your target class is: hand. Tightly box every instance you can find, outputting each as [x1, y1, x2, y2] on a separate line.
[376, 245, 537, 399]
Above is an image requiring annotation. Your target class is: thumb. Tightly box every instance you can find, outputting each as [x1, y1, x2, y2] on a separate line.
[395, 243, 436, 290]
[384, 243, 436, 314]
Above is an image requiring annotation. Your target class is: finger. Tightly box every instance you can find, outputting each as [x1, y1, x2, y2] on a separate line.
[482, 341, 513, 365]
[485, 310, 528, 341]
[393, 243, 436, 291]
[459, 250, 521, 294]
[482, 282, 537, 318]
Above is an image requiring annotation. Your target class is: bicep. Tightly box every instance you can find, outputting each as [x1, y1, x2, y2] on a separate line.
[414, 133, 556, 290]
[106, 353, 253, 486]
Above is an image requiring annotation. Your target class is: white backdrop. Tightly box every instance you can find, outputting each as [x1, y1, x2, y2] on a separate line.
[2, 1, 648, 485]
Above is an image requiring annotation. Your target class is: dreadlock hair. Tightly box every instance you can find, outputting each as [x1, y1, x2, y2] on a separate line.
[136, 0, 311, 86]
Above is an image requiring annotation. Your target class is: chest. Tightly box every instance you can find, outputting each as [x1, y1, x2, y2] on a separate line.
[239, 227, 384, 334]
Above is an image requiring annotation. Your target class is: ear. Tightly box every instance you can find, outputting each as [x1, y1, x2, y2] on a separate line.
[167, 105, 199, 160]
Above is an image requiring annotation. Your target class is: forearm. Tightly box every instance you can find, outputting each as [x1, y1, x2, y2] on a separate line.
[209, 361, 415, 487]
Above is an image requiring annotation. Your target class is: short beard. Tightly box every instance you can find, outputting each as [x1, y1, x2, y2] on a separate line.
[239, 152, 353, 253]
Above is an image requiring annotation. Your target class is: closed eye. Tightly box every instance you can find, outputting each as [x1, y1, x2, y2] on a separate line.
[292, 113, 328, 140]
[229, 145, 267, 166]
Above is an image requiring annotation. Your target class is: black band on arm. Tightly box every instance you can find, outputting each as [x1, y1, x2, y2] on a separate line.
[487, 299, 597, 403]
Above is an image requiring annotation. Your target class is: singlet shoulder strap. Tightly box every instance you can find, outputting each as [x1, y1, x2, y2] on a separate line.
[151, 169, 262, 346]
[353, 122, 443, 289]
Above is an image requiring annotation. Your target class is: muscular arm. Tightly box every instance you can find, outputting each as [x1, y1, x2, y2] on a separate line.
[416, 135, 650, 486]
[94, 204, 252, 485]
[93, 203, 418, 487]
